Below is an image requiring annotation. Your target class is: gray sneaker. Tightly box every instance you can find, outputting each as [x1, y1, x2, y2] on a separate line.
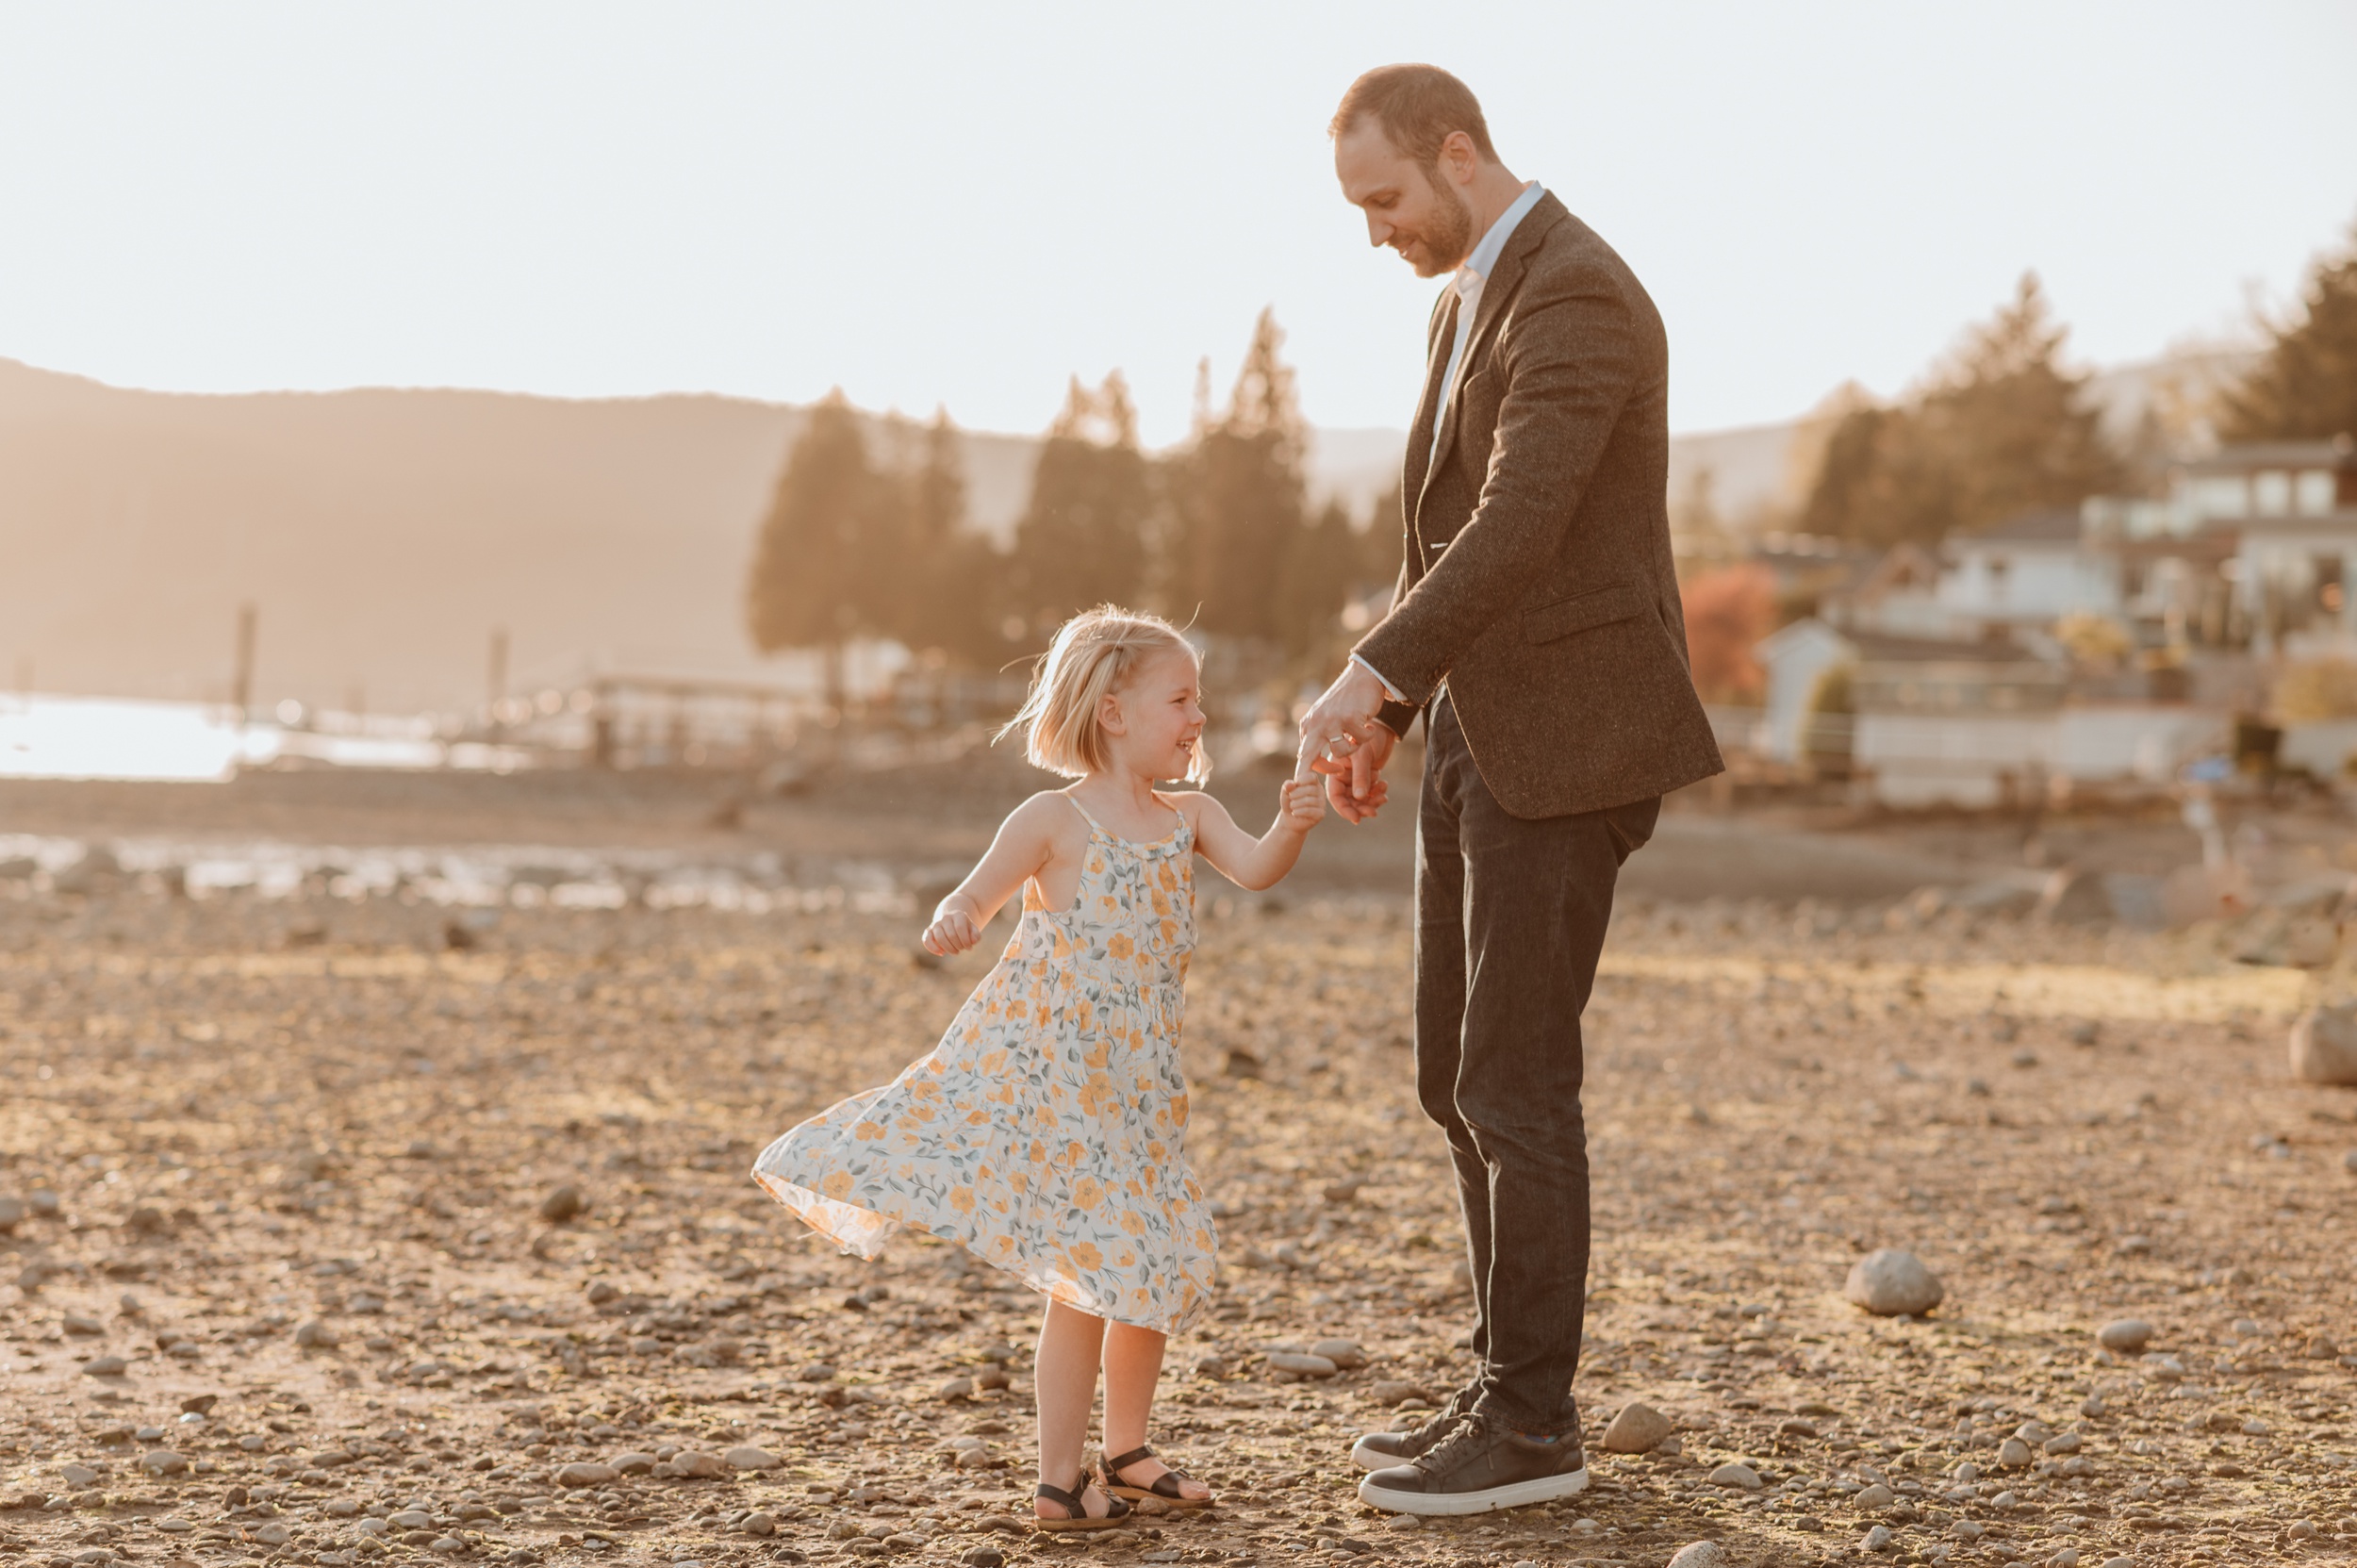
[1358, 1408, 1589, 1515]
[1349, 1384, 1476, 1472]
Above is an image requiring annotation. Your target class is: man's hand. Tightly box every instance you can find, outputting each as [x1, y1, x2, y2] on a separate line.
[1299, 662, 1397, 825]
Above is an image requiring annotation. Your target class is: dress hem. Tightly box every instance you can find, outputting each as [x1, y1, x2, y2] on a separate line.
[749, 1165, 1210, 1338]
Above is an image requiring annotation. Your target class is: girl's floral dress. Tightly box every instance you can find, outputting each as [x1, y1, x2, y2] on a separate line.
[751, 794, 1215, 1333]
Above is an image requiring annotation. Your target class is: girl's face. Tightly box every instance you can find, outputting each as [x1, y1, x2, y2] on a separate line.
[1103, 649, 1205, 780]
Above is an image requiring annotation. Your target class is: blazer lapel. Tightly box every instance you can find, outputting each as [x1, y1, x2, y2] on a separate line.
[1403, 289, 1458, 535]
[1415, 195, 1567, 516]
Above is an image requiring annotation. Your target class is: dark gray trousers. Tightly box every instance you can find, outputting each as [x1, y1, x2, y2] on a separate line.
[1415, 691, 1657, 1437]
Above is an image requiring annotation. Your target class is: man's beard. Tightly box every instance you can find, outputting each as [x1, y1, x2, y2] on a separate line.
[1415, 167, 1476, 276]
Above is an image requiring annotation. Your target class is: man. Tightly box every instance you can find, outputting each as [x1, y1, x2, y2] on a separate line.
[1300, 64, 1723, 1515]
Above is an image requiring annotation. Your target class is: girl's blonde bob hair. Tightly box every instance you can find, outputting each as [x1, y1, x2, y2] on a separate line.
[998, 606, 1210, 784]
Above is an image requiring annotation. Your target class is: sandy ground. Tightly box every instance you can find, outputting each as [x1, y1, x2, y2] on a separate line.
[3, 773, 2356, 1568]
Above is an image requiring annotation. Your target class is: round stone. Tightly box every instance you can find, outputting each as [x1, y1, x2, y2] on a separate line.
[1844, 1249, 1944, 1316]
[1853, 1482, 1894, 1509]
[1666, 1547, 1730, 1568]
[1599, 1402, 1674, 1454]
[1706, 1461, 1762, 1491]
[2097, 1318, 2152, 1353]
[1266, 1352, 1339, 1378]
[723, 1445, 780, 1470]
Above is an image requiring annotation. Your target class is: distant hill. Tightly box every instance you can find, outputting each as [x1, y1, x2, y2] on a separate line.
[0, 348, 2254, 712]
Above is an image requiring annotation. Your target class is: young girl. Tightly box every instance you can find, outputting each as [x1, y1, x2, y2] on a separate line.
[751, 606, 1327, 1530]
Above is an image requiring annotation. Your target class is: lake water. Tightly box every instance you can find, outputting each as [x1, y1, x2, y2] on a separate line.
[0, 694, 482, 781]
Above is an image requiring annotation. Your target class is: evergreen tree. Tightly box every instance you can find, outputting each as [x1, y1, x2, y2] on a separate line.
[2222, 219, 2357, 442]
[1007, 372, 1154, 637]
[746, 389, 877, 702]
[1163, 309, 1311, 642]
[1799, 274, 2122, 545]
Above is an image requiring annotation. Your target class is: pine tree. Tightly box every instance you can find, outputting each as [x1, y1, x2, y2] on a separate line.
[1799, 274, 2122, 545]
[746, 389, 877, 703]
[1007, 372, 1154, 638]
[2222, 219, 2357, 442]
[1163, 309, 1311, 643]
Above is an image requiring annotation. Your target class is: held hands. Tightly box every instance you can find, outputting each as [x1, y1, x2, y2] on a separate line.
[922, 897, 984, 957]
[1275, 774, 1327, 835]
[1298, 661, 1396, 825]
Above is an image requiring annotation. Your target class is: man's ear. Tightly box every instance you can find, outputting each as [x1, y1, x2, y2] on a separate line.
[1440, 128, 1479, 187]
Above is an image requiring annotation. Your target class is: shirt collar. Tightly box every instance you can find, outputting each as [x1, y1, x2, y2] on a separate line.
[1454, 180, 1545, 299]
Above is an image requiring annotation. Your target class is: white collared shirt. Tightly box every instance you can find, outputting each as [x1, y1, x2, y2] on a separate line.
[1352, 180, 1545, 706]
[1430, 179, 1545, 459]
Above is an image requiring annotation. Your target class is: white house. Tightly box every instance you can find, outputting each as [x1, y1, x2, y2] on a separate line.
[1933, 509, 2123, 630]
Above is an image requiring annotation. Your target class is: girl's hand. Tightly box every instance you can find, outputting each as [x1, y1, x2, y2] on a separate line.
[1277, 777, 1327, 834]
[923, 900, 983, 956]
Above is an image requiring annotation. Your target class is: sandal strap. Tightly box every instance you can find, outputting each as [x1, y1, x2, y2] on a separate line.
[1033, 1477, 1086, 1511]
[1102, 1444, 1156, 1473]
[1036, 1474, 1129, 1521]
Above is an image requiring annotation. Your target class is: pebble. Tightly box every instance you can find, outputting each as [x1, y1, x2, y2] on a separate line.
[1191, 1354, 1231, 1379]
[610, 1451, 656, 1474]
[539, 1184, 585, 1223]
[58, 1463, 99, 1489]
[668, 1449, 727, 1478]
[1310, 1337, 1367, 1369]
[81, 1356, 127, 1377]
[1369, 1378, 1428, 1405]
[962, 1551, 1006, 1568]
[2096, 1318, 2152, 1353]
[1666, 1547, 1729, 1568]
[1267, 1352, 1339, 1378]
[723, 1444, 781, 1470]
[62, 1313, 104, 1336]
[1853, 1482, 1894, 1509]
[2047, 1551, 2079, 1567]
[1997, 1438, 2035, 1467]
[294, 1318, 338, 1348]
[1844, 1248, 1944, 1316]
[1599, 1402, 1674, 1454]
[738, 1511, 777, 1536]
[0, 1196, 23, 1230]
[555, 1461, 618, 1487]
[1862, 1525, 1894, 1552]
[140, 1449, 187, 1476]
[938, 1376, 975, 1401]
[1706, 1461, 1761, 1491]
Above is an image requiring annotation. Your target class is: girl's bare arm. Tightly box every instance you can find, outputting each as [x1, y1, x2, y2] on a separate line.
[922, 794, 1071, 955]
[1178, 781, 1325, 893]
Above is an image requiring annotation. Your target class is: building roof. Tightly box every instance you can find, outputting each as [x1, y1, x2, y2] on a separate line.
[2182, 438, 2357, 475]
[1848, 630, 2058, 667]
[1954, 509, 2084, 546]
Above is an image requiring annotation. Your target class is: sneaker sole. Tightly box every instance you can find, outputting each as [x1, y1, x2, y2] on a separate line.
[1357, 1465, 1589, 1515]
[1349, 1434, 1409, 1473]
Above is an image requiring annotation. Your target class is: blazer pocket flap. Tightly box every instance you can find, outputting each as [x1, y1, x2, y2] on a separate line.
[1525, 582, 1644, 644]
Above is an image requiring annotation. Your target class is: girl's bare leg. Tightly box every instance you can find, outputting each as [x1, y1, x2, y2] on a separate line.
[1034, 1299, 1115, 1520]
[1100, 1321, 1211, 1501]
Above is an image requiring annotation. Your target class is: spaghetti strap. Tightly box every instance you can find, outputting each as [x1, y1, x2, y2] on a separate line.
[1064, 794, 1106, 834]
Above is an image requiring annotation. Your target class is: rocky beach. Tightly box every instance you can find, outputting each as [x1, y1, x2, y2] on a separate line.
[3, 768, 2355, 1567]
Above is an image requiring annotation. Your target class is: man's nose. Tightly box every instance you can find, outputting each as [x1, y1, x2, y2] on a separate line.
[1363, 210, 1392, 247]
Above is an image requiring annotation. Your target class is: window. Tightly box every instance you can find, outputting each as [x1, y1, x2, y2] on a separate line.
[2294, 470, 2336, 515]
[2254, 470, 2292, 516]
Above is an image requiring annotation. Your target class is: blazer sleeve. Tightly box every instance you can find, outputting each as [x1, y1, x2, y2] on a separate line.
[1349, 261, 1641, 707]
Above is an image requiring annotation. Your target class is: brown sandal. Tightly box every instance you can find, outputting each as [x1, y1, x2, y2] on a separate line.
[1100, 1444, 1213, 1509]
[1033, 1473, 1130, 1533]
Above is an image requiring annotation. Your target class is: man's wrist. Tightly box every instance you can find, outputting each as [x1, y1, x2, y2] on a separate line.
[1350, 654, 1406, 703]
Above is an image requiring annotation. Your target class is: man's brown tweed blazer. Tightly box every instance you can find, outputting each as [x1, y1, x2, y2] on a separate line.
[1354, 190, 1724, 820]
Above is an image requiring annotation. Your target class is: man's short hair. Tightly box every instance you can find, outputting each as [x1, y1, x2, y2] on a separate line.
[1329, 64, 1496, 167]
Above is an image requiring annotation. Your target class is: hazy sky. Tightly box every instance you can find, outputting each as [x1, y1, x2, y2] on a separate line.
[4, 3, 2353, 447]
